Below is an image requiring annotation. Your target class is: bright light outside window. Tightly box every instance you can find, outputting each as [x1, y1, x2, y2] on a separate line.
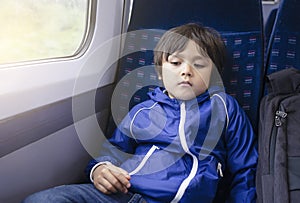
[0, 0, 89, 65]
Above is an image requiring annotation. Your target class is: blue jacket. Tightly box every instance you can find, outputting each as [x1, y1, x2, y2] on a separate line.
[86, 87, 258, 203]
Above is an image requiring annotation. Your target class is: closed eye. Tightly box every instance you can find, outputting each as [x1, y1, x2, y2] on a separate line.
[170, 61, 181, 66]
[167, 55, 182, 66]
[194, 64, 205, 68]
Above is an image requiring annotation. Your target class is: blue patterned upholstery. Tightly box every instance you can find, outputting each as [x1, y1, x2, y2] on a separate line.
[265, 0, 300, 76]
[221, 31, 263, 129]
[106, 0, 264, 135]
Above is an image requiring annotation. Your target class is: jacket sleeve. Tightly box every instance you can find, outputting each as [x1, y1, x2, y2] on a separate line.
[225, 97, 258, 203]
[85, 108, 139, 181]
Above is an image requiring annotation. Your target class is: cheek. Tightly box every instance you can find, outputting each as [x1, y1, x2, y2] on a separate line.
[162, 75, 175, 89]
[195, 69, 212, 87]
[161, 66, 178, 83]
[202, 73, 211, 87]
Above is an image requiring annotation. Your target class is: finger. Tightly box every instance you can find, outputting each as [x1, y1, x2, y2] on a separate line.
[97, 176, 119, 193]
[101, 169, 129, 193]
[107, 165, 131, 180]
[94, 164, 131, 192]
[94, 181, 112, 195]
[111, 171, 131, 189]
[93, 166, 120, 193]
[106, 165, 131, 188]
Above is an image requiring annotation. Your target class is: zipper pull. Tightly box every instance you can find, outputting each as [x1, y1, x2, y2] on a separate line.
[154, 145, 160, 150]
[275, 110, 287, 127]
[217, 162, 224, 177]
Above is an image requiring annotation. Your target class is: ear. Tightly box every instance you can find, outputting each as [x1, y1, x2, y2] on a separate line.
[154, 68, 162, 80]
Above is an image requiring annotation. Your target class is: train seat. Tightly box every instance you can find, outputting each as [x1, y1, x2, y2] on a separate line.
[265, 0, 300, 76]
[264, 8, 278, 54]
[106, 0, 264, 135]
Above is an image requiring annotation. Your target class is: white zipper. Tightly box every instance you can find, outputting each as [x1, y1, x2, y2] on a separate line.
[129, 145, 159, 175]
[171, 102, 199, 203]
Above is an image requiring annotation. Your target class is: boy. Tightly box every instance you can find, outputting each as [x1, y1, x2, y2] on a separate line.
[23, 23, 257, 203]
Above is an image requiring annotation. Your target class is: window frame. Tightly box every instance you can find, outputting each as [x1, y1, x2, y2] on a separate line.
[0, 0, 96, 68]
[0, 0, 124, 120]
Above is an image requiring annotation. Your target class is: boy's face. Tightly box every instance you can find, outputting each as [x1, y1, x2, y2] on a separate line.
[161, 41, 213, 100]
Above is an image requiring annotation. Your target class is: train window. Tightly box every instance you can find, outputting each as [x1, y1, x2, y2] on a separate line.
[0, 0, 89, 65]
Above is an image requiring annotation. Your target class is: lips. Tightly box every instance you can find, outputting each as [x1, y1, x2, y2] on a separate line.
[179, 81, 192, 86]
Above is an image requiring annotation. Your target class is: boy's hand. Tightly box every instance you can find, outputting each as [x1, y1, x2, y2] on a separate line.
[92, 163, 131, 194]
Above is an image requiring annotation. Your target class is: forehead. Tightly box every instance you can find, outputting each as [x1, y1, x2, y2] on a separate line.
[170, 41, 208, 60]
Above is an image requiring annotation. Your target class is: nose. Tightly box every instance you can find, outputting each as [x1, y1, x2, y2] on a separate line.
[181, 63, 193, 77]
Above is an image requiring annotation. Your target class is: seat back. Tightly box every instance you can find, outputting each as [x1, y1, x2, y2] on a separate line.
[264, 8, 278, 52]
[107, 0, 264, 135]
[265, 0, 300, 76]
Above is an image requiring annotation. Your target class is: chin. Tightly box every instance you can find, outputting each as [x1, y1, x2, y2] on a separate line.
[175, 94, 197, 101]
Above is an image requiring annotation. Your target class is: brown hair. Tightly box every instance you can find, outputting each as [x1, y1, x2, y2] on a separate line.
[154, 23, 226, 78]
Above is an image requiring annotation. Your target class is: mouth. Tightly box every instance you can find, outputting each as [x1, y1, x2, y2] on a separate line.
[178, 81, 192, 86]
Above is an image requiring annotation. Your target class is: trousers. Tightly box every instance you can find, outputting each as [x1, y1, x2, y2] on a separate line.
[22, 183, 147, 203]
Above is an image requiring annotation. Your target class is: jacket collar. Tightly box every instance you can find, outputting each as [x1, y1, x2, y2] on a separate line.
[148, 86, 224, 106]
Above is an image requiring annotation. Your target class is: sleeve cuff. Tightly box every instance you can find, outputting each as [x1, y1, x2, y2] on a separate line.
[89, 161, 112, 183]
